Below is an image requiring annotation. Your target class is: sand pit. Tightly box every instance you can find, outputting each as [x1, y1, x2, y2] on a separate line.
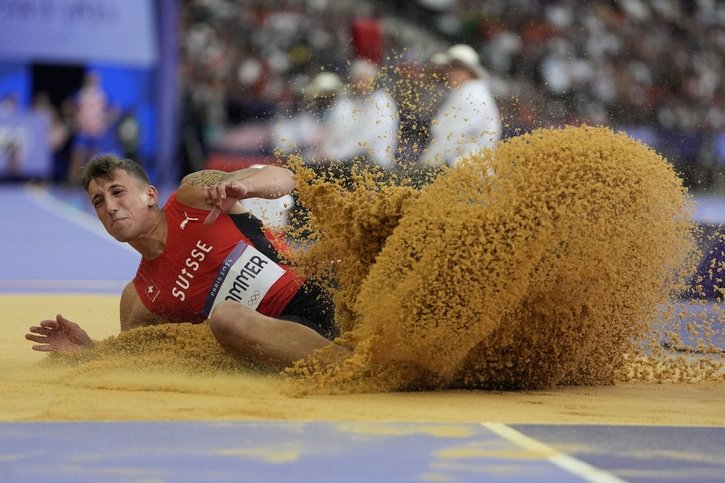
[3, 294, 724, 425]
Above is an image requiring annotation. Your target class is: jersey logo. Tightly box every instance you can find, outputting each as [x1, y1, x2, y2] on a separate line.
[180, 211, 199, 230]
[145, 279, 160, 302]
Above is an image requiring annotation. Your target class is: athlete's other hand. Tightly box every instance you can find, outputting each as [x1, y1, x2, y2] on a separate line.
[202, 181, 249, 225]
[25, 314, 93, 352]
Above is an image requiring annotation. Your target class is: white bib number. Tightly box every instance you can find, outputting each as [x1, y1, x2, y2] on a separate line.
[203, 241, 285, 316]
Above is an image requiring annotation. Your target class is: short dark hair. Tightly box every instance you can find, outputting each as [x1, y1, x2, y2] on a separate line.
[81, 154, 151, 191]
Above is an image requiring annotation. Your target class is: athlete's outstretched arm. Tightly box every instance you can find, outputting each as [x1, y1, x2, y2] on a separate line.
[25, 281, 168, 353]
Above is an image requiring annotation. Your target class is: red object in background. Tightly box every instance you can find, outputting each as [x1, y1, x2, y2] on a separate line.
[351, 18, 383, 65]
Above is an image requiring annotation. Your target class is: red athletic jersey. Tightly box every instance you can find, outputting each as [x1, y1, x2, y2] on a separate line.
[133, 193, 303, 323]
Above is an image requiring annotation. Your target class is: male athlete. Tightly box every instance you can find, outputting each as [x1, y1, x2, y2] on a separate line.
[25, 154, 341, 370]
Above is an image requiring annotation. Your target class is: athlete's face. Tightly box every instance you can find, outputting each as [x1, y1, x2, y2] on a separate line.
[87, 169, 158, 242]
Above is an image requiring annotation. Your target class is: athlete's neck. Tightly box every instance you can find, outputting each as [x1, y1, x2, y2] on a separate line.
[130, 208, 167, 259]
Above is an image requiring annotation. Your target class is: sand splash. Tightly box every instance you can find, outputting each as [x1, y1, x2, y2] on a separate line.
[286, 125, 716, 392]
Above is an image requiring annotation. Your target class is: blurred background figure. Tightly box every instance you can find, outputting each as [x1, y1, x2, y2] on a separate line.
[420, 44, 501, 167]
[271, 72, 344, 163]
[0, 92, 22, 178]
[0, 92, 19, 116]
[319, 59, 399, 169]
[67, 72, 116, 185]
[31, 92, 72, 182]
[116, 109, 142, 165]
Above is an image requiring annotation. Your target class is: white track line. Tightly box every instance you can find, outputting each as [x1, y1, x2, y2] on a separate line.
[24, 184, 137, 254]
[481, 422, 627, 483]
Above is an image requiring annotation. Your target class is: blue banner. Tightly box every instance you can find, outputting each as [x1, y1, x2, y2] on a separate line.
[0, 0, 157, 67]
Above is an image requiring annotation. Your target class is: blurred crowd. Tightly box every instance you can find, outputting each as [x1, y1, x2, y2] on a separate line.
[180, 0, 724, 188]
[179, 0, 368, 173]
[1, 73, 131, 184]
[404, 0, 725, 182]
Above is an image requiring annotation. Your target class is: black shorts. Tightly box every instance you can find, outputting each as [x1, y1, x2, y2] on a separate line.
[279, 279, 339, 340]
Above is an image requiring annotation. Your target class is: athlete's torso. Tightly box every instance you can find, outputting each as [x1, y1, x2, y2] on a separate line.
[133, 193, 302, 323]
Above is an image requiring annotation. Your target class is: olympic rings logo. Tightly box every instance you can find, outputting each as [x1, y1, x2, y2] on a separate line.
[247, 290, 262, 306]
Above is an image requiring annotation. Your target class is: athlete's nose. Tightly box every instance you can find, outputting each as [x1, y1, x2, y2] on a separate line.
[105, 197, 120, 215]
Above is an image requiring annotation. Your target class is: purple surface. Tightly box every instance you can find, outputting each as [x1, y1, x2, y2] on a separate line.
[0, 185, 139, 292]
[0, 421, 722, 482]
[514, 424, 725, 483]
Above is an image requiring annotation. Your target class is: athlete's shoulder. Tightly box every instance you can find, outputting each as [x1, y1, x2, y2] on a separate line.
[164, 189, 208, 219]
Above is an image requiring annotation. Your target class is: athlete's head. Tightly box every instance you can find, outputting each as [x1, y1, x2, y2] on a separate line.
[83, 154, 159, 242]
[82, 154, 151, 192]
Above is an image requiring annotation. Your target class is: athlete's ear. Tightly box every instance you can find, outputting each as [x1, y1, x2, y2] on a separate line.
[146, 185, 159, 207]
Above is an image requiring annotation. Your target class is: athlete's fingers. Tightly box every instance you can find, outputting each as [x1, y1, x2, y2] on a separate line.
[217, 183, 228, 201]
[201, 186, 212, 204]
[206, 186, 218, 203]
[28, 326, 52, 336]
[228, 181, 249, 199]
[204, 207, 222, 225]
[39, 319, 59, 329]
[25, 333, 48, 344]
[209, 184, 228, 207]
[56, 314, 76, 328]
[31, 344, 54, 352]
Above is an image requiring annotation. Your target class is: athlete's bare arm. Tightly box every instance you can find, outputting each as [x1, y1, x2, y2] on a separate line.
[24, 283, 167, 353]
[174, 166, 295, 225]
[119, 282, 168, 331]
[175, 166, 295, 210]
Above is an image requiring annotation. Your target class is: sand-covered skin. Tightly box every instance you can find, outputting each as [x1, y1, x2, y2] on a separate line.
[288, 125, 722, 392]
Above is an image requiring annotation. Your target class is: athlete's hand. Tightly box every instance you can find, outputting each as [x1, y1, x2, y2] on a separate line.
[202, 181, 249, 225]
[25, 314, 94, 352]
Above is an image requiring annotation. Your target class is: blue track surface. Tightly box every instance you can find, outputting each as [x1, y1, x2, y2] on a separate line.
[2, 421, 723, 482]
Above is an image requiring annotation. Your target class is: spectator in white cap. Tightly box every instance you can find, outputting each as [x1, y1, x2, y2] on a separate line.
[319, 59, 399, 169]
[271, 72, 345, 164]
[420, 44, 501, 167]
[306, 72, 344, 100]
